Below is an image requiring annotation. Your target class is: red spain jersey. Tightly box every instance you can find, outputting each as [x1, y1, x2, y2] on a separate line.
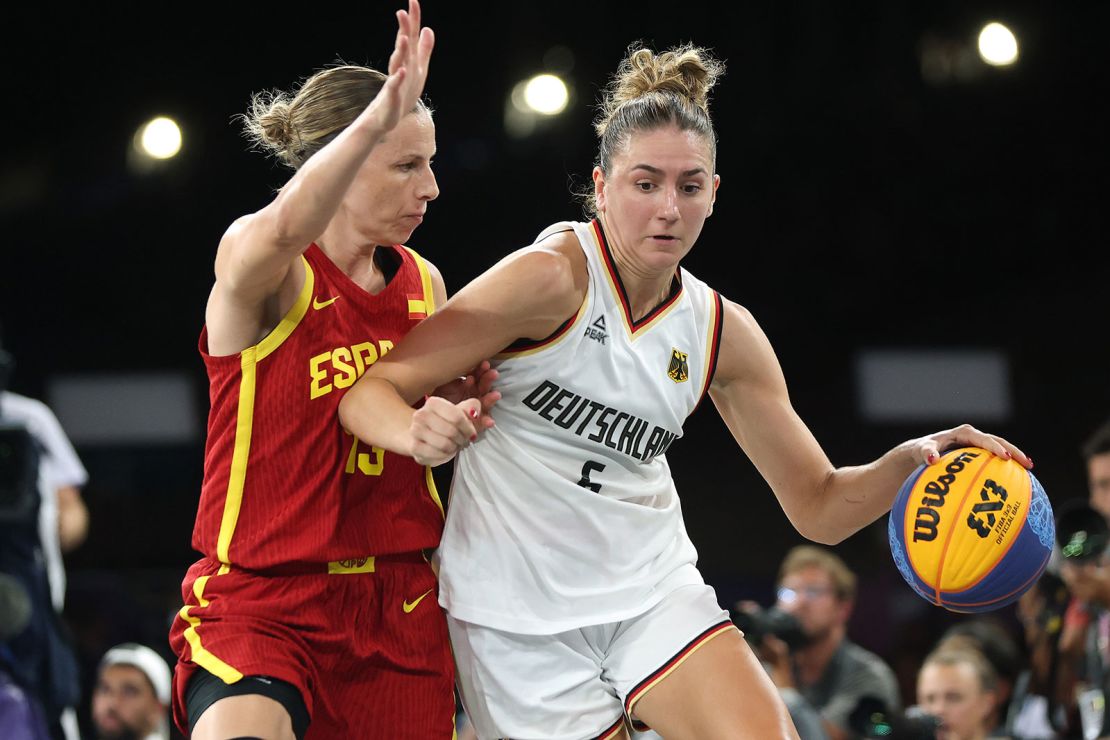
[191, 243, 444, 571]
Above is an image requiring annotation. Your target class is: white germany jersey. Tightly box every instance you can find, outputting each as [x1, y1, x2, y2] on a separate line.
[438, 220, 725, 634]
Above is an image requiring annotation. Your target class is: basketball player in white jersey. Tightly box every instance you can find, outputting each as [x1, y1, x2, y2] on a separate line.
[339, 43, 1031, 740]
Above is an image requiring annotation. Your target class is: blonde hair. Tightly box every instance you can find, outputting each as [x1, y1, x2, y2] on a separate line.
[587, 43, 724, 215]
[921, 647, 999, 693]
[242, 64, 429, 170]
[778, 545, 857, 602]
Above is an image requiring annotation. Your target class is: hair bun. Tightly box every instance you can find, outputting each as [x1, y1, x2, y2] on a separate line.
[604, 43, 723, 119]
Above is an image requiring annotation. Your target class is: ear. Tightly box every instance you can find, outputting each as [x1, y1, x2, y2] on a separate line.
[980, 689, 999, 724]
[593, 166, 607, 212]
[707, 173, 721, 217]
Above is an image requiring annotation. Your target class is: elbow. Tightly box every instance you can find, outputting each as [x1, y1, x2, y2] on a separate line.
[337, 387, 359, 433]
[789, 472, 851, 545]
[807, 528, 849, 547]
[268, 184, 316, 249]
[793, 520, 847, 547]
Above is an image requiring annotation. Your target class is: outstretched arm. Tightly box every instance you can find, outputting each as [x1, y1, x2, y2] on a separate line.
[709, 299, 1030, 544]
[207, 0, 435, 352]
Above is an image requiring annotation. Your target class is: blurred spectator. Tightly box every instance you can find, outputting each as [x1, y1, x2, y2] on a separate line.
[92, 643, 171, 740]
[753, 545, 901, 739]
[1051, 421, 1110, 738]
[1013, 571, 1073, 738]
[916, 647, 998, 740]
[936, 619, 1021, 736]
[0, 327, 86, 739]
[0, 572, 50, 740]
[1083, 420, 1110, 522]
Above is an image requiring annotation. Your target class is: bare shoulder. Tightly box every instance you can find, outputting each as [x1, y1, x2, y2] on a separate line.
[214, 214, 254, 266]
[441, 227, 586, 340]
[720, 297, 761, 338]
[713, 296, 786, 389]
[519, 228, 588, 292]
[475, 228, 587, 316]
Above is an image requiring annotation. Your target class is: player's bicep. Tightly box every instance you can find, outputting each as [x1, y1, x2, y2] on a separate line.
[709, 301, 833, 510]
[213, 212, 303, 303]
[368, 247, 583, 403]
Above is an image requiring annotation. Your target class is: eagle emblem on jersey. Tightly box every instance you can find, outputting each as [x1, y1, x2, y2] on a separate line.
[667, 348, 689, 383]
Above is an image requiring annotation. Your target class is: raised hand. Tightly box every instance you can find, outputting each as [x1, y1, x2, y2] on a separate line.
[365, 0, 435, 135]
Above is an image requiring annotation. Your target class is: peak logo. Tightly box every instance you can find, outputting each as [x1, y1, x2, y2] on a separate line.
[585, 315, 608, 345]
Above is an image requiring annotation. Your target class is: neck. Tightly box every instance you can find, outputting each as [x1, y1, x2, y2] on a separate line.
[317, 217, 387, 294]
[598, 216, 677, 322]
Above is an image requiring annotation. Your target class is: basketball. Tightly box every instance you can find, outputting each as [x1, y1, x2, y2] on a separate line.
[887, 447, 1054, 612]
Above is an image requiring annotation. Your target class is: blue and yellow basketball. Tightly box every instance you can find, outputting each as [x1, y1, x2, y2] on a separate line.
[887, 447, 1054, 612]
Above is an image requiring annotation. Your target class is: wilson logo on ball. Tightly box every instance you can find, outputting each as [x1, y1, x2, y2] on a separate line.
[889, 447, 1053, 613]
[913, 450, 981, 542]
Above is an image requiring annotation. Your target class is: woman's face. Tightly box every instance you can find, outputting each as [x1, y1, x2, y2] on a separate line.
[593, 125, 719, 273]
[342, 110, 439, 247]
[917, 661, 994, 740]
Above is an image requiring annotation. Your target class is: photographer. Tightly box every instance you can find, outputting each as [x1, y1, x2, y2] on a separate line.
[1055, 499, 1110, 739]
[0, 330, 87, 740]
[1041, 421, 1110, 739]
[743, 546, 900, 740]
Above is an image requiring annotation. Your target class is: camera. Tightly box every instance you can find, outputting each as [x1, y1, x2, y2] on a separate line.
[849, 696, 940, 739]
[732, 606, 809, 650]
[1056, 500, 1110, 563]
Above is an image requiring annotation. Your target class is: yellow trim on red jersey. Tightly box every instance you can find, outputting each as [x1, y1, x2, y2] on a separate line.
[178, 572, 244, 684]
[214, 258, 316, 567]
[257, 256, 315, 362]
[216, 349, 256, 565]
[426, 466, 445, 518]
[403, 247, 447, 518]
[403, 246, 436, 315]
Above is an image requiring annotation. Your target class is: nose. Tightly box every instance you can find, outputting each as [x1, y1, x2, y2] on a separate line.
[658, 187, 680, 222]
[418, 166, 439, 202]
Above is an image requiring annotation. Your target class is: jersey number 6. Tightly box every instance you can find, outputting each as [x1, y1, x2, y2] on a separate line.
[577, 460, 606, 493]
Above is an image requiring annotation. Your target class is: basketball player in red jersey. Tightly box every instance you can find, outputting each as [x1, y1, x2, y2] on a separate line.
[167, 3, 493, 738]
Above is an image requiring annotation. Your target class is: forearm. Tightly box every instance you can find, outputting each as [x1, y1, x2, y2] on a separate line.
[807, 441, 918, 544]
[56, 486, 89, 552]
[268, 117, 387, 247]
[338, 377, 417, 456]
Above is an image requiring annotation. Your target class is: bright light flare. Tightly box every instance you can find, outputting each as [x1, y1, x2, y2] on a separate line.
[978, 23, 1019, 66]
[521, 74, 569, 115]
[137, 117, 182, 159]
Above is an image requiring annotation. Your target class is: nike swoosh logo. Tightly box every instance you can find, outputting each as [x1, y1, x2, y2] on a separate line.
[402, 588, 435, 613]
[313, 296, 339, 310]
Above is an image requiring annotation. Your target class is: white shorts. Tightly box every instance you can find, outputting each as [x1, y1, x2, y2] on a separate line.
[448, 583, 735, 740]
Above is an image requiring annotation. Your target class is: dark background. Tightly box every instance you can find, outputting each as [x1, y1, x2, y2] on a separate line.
[3, 0, 1108, 730]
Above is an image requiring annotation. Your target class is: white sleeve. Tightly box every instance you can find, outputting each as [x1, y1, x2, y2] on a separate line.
[6, 393, 89, 489]
[37, 407, 87, 489]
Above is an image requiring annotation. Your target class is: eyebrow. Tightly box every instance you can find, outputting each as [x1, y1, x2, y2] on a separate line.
[630, 164, 708, 177]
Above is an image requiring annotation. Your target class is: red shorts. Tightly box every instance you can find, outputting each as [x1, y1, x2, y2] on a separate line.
[168, 553, 454, 739]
